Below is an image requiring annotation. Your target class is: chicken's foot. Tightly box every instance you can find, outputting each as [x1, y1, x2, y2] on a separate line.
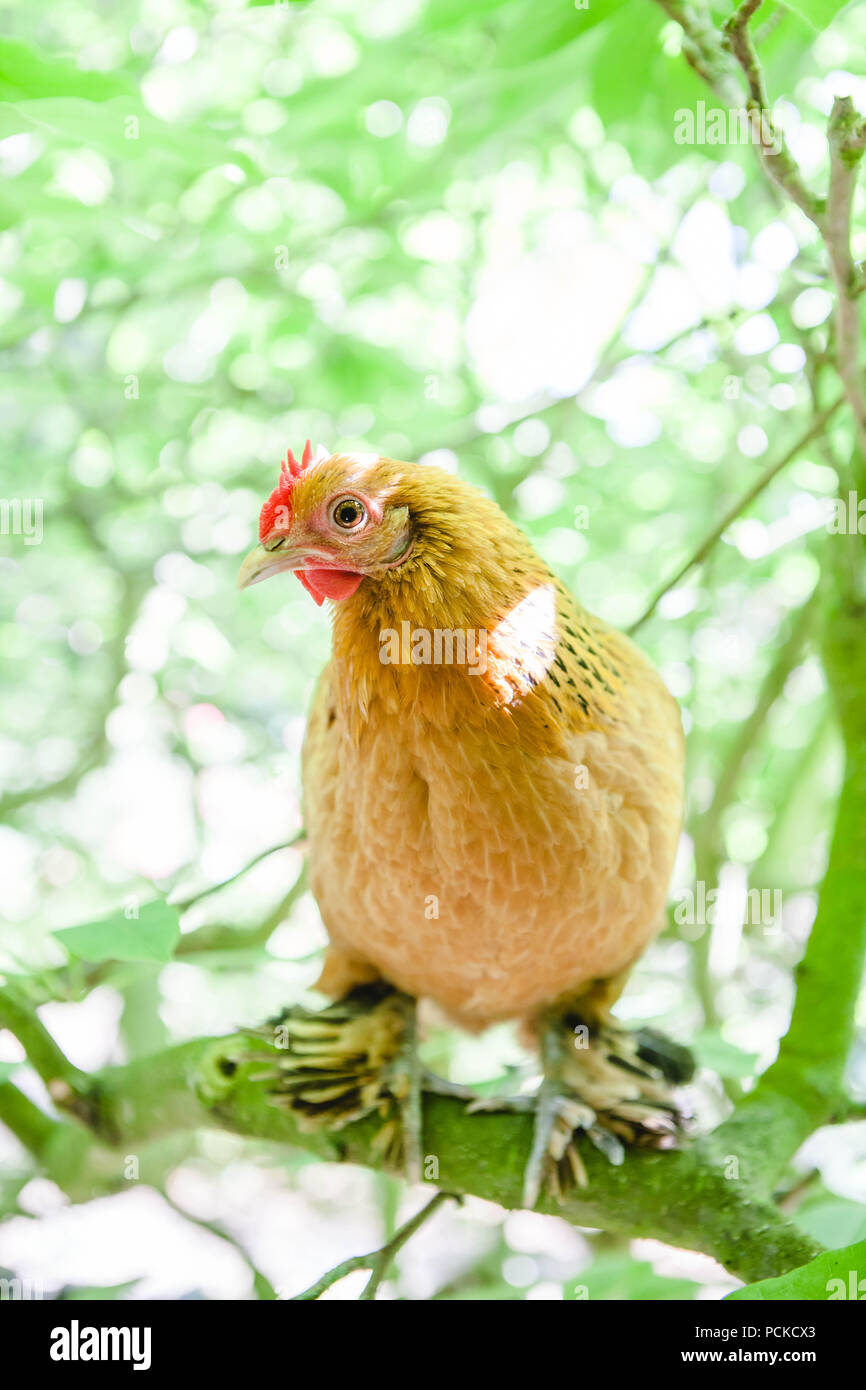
[522, 1003, 694, 1208]
[251, 983, 424, 1179]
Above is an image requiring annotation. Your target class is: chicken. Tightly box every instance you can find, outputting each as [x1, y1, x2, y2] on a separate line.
[239, 442, 688, 1202]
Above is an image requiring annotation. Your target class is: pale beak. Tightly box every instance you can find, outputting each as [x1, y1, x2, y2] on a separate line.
[237, 541, 303, 590]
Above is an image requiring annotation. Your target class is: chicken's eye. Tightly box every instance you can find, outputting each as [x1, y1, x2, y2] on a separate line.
[332, 496, 366, 530]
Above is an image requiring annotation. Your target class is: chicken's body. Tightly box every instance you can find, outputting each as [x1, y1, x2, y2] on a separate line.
[305, 587, 683, 1026]
[240, 448, 687, 1198]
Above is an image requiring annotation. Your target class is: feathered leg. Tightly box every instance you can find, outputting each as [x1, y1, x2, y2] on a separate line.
[251, 980, 424, 1179]
[522, 972, 694, 1207]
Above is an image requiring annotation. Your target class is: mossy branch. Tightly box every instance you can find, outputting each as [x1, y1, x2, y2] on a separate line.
[71, 1029, 816, 1285]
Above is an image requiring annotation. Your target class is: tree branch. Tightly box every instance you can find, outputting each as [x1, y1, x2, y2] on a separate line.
[57, 1031, 816, 1285]
[0, 1079, 59, 1158]
[0, 985, 88, 1103]
[0, 1007, 820, 1282]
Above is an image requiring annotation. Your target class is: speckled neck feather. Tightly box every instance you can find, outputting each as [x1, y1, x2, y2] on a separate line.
[328, 468, 629, 750]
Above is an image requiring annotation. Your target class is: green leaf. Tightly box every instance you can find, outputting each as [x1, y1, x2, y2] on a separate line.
[728, 1239, 866, 1300]
[54, 901, 180, 965]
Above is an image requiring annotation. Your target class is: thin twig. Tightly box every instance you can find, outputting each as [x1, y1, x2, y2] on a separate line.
[171, 831, 307, 912]
[655, 0, 743, 101]
[629, 396, 845, 631]
[291, 1191, 455, 1301]
[722, 0, 821, 223]
[656, 0, 820, 221]
[161, 1192, 279, 1300]
[824, 96, 866, 459]
[175, 869, 308, 957]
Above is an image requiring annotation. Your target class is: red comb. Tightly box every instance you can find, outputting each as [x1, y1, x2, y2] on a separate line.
[258, 439, 314, 539]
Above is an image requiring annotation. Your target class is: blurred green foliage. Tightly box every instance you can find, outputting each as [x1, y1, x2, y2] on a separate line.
[0, 0, 864, 1301]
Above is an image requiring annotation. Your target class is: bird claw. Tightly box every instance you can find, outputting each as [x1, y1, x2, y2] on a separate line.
[521, 1009, 693, 1207]
[250, 985, 424, 1179]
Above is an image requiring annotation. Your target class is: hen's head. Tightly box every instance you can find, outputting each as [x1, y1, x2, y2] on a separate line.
[238, 444, 422, 607]
[239, 443, 584, 741]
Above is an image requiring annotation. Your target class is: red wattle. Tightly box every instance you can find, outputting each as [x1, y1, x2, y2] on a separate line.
[295, 569, 364, 605]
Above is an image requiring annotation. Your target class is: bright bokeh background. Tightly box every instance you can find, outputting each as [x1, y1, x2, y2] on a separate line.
[1, 0, 865, 1299]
